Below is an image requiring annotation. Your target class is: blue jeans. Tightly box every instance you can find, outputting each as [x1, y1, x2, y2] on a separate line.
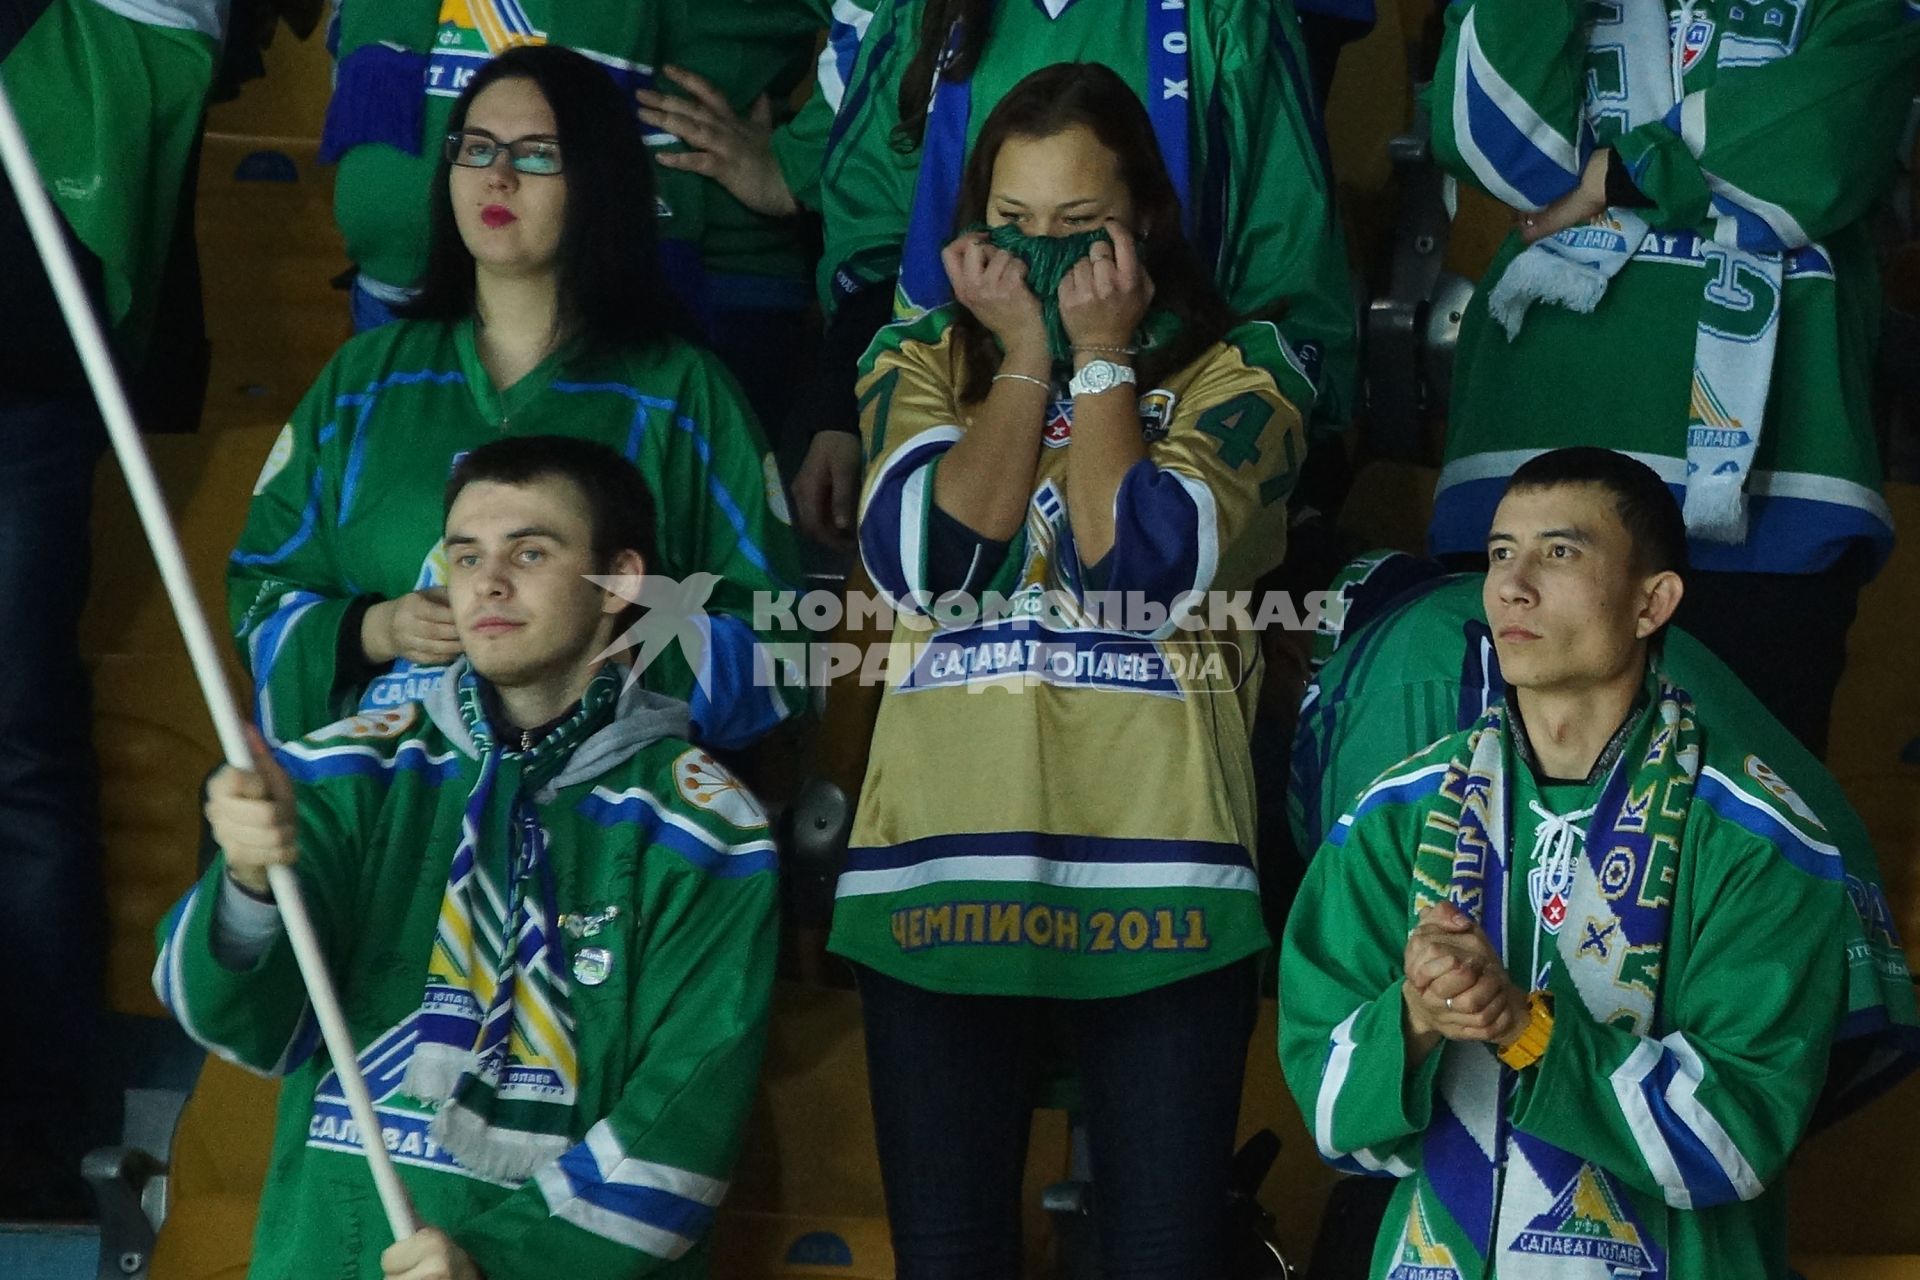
[855, 959, 1259, 1280]
[0, 394, 107, 1212]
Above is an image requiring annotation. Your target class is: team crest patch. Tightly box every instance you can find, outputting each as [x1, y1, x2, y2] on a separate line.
[1137, 388, 1177, 442]
[655, 195, 674, 219]
[1387, 1194, 1462, 1280]
[675, 748, 766, 828]
[254, 424, 296, 495]
[320, 705, 420, 741]
[1512, 1164, 1660, 1274]
[764, 453, 794, 525]
[1677, 16, 1715, 70]
[1043, 399, 1073, 448]
[1745, 755, 1825, 829]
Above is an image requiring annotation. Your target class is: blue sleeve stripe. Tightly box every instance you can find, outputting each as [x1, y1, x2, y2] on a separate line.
[230, 470, 325, 569]
[575, 788, 778, 878]
[1343, 761, 1453, 833]
[1451, 9, 1582, 210]
[846, 829, 1251, 873]
[686, 614, 790, 750]
[670, 414, 785, 586]
[248, 591, 327, 690]
[1695, 767, 1844, 882]
[549, 380, 793, 590]
[1104, 461, 1209, 619]
[1636, 1050, 1742, 1208]
[858, 429, 960, 610]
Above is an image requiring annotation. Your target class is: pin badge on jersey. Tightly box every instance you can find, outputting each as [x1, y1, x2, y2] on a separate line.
[573, 946, 615, 987]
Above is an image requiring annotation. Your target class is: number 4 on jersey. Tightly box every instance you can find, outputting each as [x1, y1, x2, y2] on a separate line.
[1196, 392, 1271, 470]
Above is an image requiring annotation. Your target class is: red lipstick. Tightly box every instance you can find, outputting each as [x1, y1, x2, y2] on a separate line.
[481, 205, 517, 228]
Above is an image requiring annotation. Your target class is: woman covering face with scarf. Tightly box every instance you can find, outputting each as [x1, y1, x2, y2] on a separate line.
[827, 63, 1308, 1278]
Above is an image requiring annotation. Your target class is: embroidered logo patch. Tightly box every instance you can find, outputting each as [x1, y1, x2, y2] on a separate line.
[1137, 388, 1177, 443]
[254, 424, 296, 495]
[1043, 399, 1074, 448]
[320, 705, 420, 741]
[675, 748, 766, 828]
[1512, 1164, 1659, 1274]
[1678, 17, 1715, 70]
[1744, 754, 1826, 829]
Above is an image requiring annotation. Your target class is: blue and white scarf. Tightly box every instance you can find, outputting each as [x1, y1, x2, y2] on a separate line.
[1484, 2, 1808, 544]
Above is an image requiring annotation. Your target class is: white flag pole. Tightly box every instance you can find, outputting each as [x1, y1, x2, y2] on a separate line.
[0, 74, 417, 1243]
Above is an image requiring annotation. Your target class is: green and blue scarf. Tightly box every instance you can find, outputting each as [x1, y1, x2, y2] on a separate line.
[1410, 680, 1699, 1277]
[403, 666, 621, 1182]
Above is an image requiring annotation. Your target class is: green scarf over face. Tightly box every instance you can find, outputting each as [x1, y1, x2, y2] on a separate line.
[974, 223, 1114, 366]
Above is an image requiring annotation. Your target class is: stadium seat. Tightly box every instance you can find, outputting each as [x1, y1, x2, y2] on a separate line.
[83, 425, 280, 1017]
[192, 136, 347, 432]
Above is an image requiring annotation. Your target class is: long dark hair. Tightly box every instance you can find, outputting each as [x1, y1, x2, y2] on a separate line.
[400, 44, 697, 357]
[949, 63, 1236, 404]
[894, 0, 994, 151]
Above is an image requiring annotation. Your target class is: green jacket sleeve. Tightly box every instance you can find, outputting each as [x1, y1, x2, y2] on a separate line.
[1428, 0, 1590, 212]
[151, 740, 383, 1075]
[1279, 773, 1447, 1176]
[1508, 820, 1849, 1208]
[769, 0, 878, 212]
[1609, 0, 1920, 243]
[815, 0, 920, 310]
[227, 357, 372, 746]
[642, 352, 808, 749]
[1209, 0, 1358, 425]
[454, 783, 780, 1279]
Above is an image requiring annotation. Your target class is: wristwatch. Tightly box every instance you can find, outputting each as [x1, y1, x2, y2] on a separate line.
[1067, 358, 1137, 398]
[1497, 991, 1556, 1070]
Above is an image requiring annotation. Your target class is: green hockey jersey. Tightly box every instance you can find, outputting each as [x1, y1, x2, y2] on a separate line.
[1, 0, 224, 357]
[817, 0, 1357, 424]
[153, 662, 780, 1279]
[1426, 0, 1920, 575]
[325, 0, 850, 296]
[227, 316, 804, 750]
[827, 308, 1305, 996]
[1291, 564, 1920, 1114]
[1281, 674, 1854, 1279]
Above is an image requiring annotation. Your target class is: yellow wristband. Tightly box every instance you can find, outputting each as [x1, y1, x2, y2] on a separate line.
[1497, 992, 1555, 1070]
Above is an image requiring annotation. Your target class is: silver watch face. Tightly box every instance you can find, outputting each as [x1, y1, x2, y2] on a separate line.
[1073, 360, 1132, 395]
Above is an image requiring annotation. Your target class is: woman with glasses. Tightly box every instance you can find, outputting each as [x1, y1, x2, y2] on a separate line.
[230, 45, 803, 750]
[832, 63, 1310, 1277]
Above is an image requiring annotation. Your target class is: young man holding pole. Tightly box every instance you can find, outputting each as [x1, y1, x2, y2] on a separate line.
[155, 436, 778, 1279]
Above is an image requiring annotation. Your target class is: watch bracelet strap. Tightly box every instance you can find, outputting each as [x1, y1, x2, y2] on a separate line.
[1496, 991, 1555, 1070]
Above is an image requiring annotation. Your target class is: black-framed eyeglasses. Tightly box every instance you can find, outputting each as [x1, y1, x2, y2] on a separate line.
[444, 129, 564, 176]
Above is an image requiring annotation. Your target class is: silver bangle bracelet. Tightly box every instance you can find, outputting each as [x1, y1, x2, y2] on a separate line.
[1070, 343, 1138, 355]
[991, 372, 1051, 392]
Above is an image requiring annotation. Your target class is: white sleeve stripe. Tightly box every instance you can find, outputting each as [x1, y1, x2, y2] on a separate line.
[1611, 1038, 1695, 1209]
[152, 883, 305, 1079]
[1660, 1033, 1764, 1201]
[1451, 9, 1578, 211]
[1314, 1010, 1416, 1177]
[1697, 766, 1842, 859]
[535, 1164, 698, 1258]
[585, 784, 776, 854]
[584, 1122, 730, 1205]
[1679, 92, 1708, 159]
[899, 462, 933, 602]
